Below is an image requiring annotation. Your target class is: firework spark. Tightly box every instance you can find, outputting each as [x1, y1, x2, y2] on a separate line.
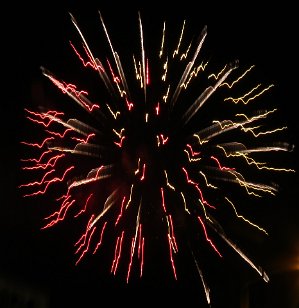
[20, 11, 295, 304]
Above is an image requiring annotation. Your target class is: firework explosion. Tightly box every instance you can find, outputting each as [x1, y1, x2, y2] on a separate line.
[20, 11, 295, 304]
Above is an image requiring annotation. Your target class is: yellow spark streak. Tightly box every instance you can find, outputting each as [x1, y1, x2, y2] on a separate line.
[184, 149, 202, 162]
[224, 84, 274, 104]
[193, 133, 209, 145]
[182, 59, 237, 126]
[192, 253, 211, 304]
[180, 61, 209, 89]
[235, 110, 289, 137]
[138, 12, 147, 100]
[247, 126, 287, 137]
[236, 108, 277, 121]
[159, 21, 166, 58]
[170, 25, 207, 109]
[225, 197, 268, 235]
[208, 65, 227, 80]
[115, 83, 127, 99]
[166, 216, 178, 253]
[114, 52, 131, 100]
[113, 128, 125, 138]
[228, 170, 276, 197]
[239, 125, 262, 134]
[163, 85, 170, 103]
[133, 56, 139, 78]
[162, 58, 168, 81]
[133, 56, 144, 89]
[164, 170, 175, 190]
[90, 188, 119, 228]
[135, 158, 141, 175]
[125, 184, 134, 209]
[156, 135, 160, 147]
[130, 201, 141, 256]
[180, 41, 192, 60]
[172, 20, 186, 58]
[207, 216, 269, 282]
[220, 65, 255, 88]
[199, 171, 218, 189]
[180, 192, 191, 214]
[107, 104, 120, 119]
[211, 109, 287, 140]
[198, 198, 213, 223]
[218, 145, 295, 172]
[212, 120, 235, 130]
[217, 145, 267, 168]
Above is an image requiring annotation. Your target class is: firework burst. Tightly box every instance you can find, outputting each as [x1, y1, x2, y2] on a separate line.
[20, 11, 295, 304]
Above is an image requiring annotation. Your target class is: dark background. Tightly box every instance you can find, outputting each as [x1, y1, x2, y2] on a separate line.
[3, 1, 299, 307]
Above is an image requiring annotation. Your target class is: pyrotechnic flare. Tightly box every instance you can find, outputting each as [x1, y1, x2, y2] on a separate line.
[20, 11, 295, 304]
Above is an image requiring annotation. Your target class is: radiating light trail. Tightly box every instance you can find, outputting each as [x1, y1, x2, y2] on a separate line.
[20, 11, 295, 305]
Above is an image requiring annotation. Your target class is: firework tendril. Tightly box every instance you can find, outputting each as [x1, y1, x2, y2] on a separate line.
[20, 11, 295, 304]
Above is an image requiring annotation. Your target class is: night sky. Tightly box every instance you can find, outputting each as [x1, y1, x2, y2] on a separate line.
[3, 2, 299, 308]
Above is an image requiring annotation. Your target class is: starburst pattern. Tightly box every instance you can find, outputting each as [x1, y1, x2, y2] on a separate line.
[19, 11, 295, 304]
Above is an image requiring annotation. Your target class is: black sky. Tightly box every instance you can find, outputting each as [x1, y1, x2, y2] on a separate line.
[3, 2, 299, 308]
